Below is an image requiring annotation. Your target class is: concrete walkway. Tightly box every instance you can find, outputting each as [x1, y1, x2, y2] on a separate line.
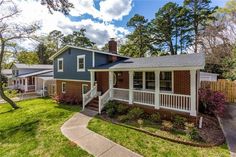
[61, 109, 142, 157]
[219, 104, 236, 157]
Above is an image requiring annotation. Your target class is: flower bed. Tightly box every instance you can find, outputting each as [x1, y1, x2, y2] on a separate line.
[99, 101, 225, 147]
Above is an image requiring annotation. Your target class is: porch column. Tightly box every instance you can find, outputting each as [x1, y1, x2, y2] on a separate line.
[142, 72, 145, 90]
[109, 71, 113, 98]
[190, 70, 197, 116]
[129, 71, 134, 104]
[155, 71, 160, 109]
[35, 77, 37, 91]
[25, 78, 28, 92]
[90, 71, 95, 88]
[42, 80, 45, 97]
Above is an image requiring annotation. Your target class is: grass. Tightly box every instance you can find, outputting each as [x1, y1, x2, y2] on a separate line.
[88, 117, 230, 157]
[0, 98, 91, 157]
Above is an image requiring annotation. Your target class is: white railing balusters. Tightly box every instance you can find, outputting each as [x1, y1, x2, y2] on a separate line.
[99, 88, 111, 114]
[82, 84, 97, 110]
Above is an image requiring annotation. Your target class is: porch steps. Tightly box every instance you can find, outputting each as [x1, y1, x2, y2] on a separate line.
[86, 97, 99, 112]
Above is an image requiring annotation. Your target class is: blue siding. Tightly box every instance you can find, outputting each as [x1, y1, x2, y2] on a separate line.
[95, 53, 109, 66]
[54, 48, 93, 81]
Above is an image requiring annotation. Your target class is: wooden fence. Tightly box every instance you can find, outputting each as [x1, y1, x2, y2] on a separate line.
[201, 79, 236, 103]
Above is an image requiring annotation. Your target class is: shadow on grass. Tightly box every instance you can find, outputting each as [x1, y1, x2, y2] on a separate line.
[0, 120, 40, 141]
[55, 103, 82, 112]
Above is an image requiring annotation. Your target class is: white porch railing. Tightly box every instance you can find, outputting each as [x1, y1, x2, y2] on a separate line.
[160, 93, 191, 112]
[27, 85, 35, 91]
[112, 88, 129, 102]
[98, 88, 111, 114]
[98, 88, 192, 114]
[82, 84, 97, 110]
[133, 90, 155, 106]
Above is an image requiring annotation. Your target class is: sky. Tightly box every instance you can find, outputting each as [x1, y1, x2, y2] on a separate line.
[10, 0, 228, 48]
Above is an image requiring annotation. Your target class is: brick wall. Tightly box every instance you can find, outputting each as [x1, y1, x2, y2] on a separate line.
[114, 71, 129, 89]
[96, 72, 109, 93]
[56, 80, 90, 102]
[174, 71, 191, 95]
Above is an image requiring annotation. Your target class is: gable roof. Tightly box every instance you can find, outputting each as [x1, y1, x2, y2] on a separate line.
[49, 45, 129, 60]
[14, 64, 53, 69]
[89, 53, 205, 71]
[18, 70, 53, 78]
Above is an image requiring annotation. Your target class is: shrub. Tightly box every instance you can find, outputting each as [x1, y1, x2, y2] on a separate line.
[127, 107, 144, 120]
[199, 88, 226, 117]
[117, 115, 129, 122]
[137, 119, 144, 127]
[106, 108, 116, 118]
[161, 120, 173, 131]
[188, 128, 201, 141]
[53, 94, 79, 105]
[54, 94, 66, 104]
[4, 89, 18, 98]
[173, 115, 187, 129]
[117, 104, 129, 114]
[149, 112, 161, 123]
[103, 101, 119, 117]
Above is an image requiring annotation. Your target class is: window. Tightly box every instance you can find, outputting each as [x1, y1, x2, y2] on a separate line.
[62, 82, 66, 93]
[58, 58, 63, 72]
[77, 55, 85, 71]
[160, 71, 172, 91]
[82, 84, 89, 94]
[146, 72, 155, 90]
[133, 72, 143, 89]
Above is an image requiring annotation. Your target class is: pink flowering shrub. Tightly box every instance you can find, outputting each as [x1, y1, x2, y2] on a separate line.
[54, 94, 80, 105]
[199, 88, 226, 117]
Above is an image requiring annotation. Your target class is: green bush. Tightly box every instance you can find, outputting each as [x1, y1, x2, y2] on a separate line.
[150, 113, 161, 123]
[127, 107, 144, 120]
[106, 108, 116, 118]
[117, 104, 129, 114]
[137, 119, 144, 127]
[4, 89, 18, 98]
[161, 120, 173, 131]
[117, 115, 129, 122]
[103, 101, 119, 117]
[173, 115, 187, 129]
[188, 128, 202, 141]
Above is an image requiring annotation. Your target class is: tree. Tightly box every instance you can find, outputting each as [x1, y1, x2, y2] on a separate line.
[17, 51, 39, 64]
[62, 29, 95, 48]
[184, 0, 217, 53]
[150, 2, 186, 55]
[0, 0, 39, 109]
[40, 0, 73, 15]
[120, 14, 152, 57]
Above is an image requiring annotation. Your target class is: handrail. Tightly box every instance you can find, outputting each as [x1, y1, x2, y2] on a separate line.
[98, 88, 111, 114]
[82, 84, 97, 110]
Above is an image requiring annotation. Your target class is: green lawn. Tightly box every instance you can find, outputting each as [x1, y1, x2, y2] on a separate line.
[0, 98, 91, 157]
[88, 117, 230, 157]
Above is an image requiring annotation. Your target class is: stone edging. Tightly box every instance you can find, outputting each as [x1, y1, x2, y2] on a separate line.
[98, 116, 225, 148]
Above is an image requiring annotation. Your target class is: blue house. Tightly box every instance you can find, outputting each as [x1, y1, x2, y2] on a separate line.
[50, 39, 205, 118]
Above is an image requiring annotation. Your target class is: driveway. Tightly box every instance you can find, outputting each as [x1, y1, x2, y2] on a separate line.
[219, 104, 236, 157]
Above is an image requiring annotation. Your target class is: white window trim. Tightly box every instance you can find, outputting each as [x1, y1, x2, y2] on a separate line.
[77, 55, 85, 72]
[57, 58, 63, 72]
[62, 82, 66, 93]
[82, 84, 89, 94]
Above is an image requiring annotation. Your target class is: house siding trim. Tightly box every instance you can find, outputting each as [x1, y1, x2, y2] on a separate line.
[54, 78, 91, 83]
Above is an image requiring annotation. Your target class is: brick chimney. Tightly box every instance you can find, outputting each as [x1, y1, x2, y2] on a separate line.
[108, 38, 117, 54]
[108, 38, 118, 63]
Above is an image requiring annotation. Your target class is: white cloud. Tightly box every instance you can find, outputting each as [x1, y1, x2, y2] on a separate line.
[5, 0, 131, 49]
[69, 0, 133, 22]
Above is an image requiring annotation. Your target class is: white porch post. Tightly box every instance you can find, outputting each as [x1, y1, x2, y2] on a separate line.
[35, 77, 37, 91]
[25, 78, 28, 92]
[155, 71, 160, 109]
[142, 72, 145, 90]
[190, 70, 197, 116]
[90, 71, 95, 88]
[109, 71, 113, 98]
[129, 71, 134, 104]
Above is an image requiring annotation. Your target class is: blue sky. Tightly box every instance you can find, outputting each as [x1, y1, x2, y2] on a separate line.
[14, 0, 228, 48]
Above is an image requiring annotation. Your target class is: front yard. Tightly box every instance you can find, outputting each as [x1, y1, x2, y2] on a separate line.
[0, 98, 91, 157]
[0, 98, 230, 157]
[88, 118, 230, 157]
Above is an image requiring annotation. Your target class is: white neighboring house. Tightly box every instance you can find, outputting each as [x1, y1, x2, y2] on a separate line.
[1, 69, 13, 87]
[200, 72, 219, 82]
[10, 64, 55, 95]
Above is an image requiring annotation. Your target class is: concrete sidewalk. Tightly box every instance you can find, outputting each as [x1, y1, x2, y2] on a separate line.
[61, 109, 142, 157]
[219, 104, 236, 157]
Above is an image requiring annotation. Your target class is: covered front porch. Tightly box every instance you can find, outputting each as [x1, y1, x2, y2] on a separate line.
[85, 69, 199, 117]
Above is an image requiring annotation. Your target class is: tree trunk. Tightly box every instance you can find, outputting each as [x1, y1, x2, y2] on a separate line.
[0, 40, 19, 109]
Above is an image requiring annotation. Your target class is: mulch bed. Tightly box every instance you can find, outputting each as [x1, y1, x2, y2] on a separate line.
[198, 114, 225, 146]
[97, 114, 225, 147]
